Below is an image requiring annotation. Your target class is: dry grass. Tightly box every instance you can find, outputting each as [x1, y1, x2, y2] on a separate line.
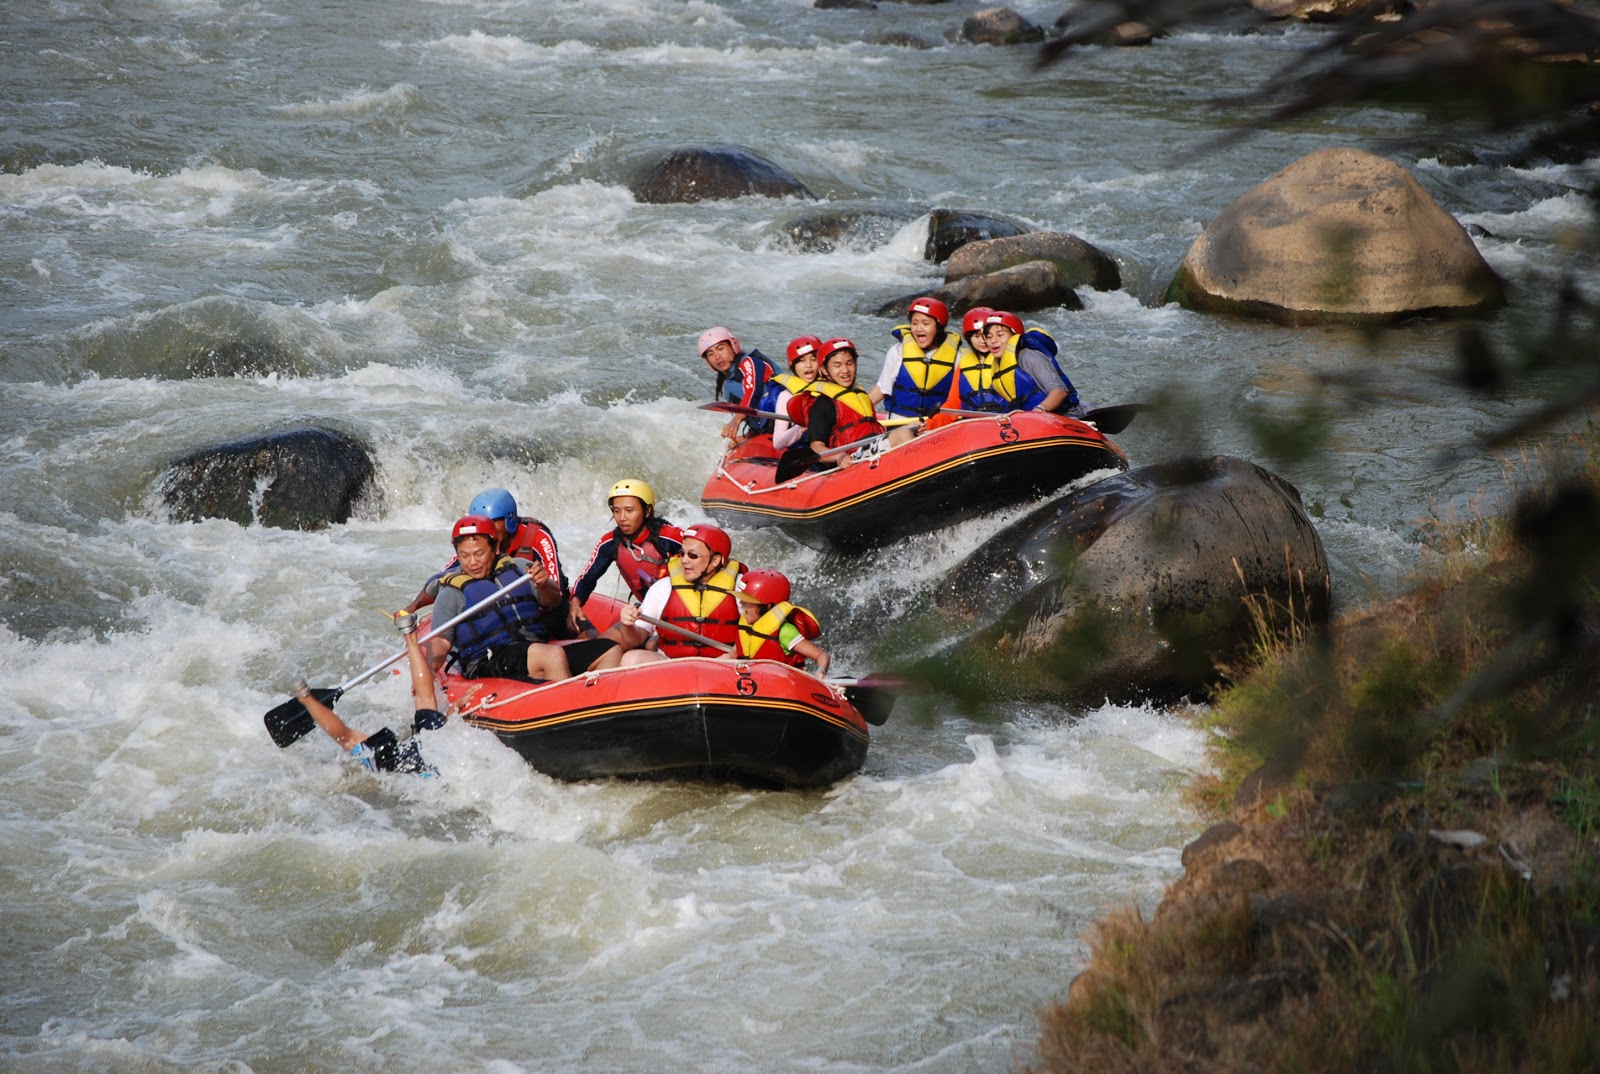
[1031, 427, 1600, 1074]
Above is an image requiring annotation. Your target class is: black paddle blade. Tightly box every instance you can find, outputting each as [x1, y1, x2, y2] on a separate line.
[843, 677, 900, 727]
[264, 687, 342, 748]
[774, 445, 819, 483]
[1082, 404, 1144, 435]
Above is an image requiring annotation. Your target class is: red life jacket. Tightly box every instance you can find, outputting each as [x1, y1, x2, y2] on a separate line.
[806, 381, 885, 448]
[735, 602, 822, 667]
[656, 557, 745, 659]
[614, 523, 682, 601]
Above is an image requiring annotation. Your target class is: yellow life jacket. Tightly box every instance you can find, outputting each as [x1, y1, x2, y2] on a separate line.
[736, 601, 822, 666]
[657, 556, 746, 658]
[885, 326, 960, 416]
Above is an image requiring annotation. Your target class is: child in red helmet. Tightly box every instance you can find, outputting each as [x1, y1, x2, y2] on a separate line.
[724, 569, 829, 675]
[770, 335, 824, 450]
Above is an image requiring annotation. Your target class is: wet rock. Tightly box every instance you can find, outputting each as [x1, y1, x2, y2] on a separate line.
[816, 0, 876, 8]
[869, 30, 939, 48]
[1051, 11, 1156, 45]
[181, 339, 303, 378]
[628, 145, 815, 204]
[158, 425, 377, 531]
[1252, 0, 1402, 20]
[778, 206, 921, 253]
[963, 6, 1046, 45]
[925, 207, 1031, 262]
[1165, 147, 1506, 325]
[933, 456, 1332, 705]
[945, 231, 1122, 292]
[1182, 821, 1246, 872]
[871, 260, 1085, 319]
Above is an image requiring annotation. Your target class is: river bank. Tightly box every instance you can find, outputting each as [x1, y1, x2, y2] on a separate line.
[1032, 431, 1600, 1072]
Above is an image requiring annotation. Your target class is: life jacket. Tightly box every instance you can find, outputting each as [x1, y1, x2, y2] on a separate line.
[657, 556, 745, 659]
[438, 556, 547, 663]
[885, 327, 959, 418]
[1015, 328, 1080, 410]
[614, 522, 682, 601]
[717, 350, 778, 433]
[758, 371, 813, 419]
[957, 334, 1050, 412]
[736, 602, 822, 667]
[805, 380, 885, 448]
[502, 516, 573, 639]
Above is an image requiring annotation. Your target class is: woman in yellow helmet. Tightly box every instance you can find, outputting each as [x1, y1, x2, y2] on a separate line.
[572, 478, 686, 608]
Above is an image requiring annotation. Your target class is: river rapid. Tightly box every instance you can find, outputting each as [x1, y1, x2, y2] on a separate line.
[2, 1, 1591, 1071]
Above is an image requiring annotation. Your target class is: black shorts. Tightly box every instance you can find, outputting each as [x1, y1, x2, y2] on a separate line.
[560, 637, 617, 674]
[464, 643, 541, 682]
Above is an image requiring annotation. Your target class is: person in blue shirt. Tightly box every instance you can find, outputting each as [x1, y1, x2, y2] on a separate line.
[699, 325, 777, 445]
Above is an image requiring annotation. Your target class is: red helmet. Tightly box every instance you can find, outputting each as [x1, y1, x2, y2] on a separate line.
[961, 306, 995, 337]
[821, 337, 858, 362]
[735, 568, 791, 605]
[907, 296, 950, 329]
[983, 310, 1025, 336]
[679, 523, 731, 562]
[451, 514, 497, 546]
[786, 334, 823, 366]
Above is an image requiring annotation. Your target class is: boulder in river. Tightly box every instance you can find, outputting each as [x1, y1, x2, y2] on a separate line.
[945, 231, 1122, 292]
[925, 207, 1031, 262]
[928, 456, 1331, 706]
[963, 7, 1046, 45]
[628, 145, 815, 204]
[1165, 147, 1506, 325]
[873, 259, 1084, 317]
[158, 425, 378, 531]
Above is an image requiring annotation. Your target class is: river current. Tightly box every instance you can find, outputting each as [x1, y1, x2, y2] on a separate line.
[2, 1, 1591, 1071]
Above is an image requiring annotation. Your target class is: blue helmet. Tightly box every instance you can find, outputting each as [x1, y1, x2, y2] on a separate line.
[468, 487, 519, 534]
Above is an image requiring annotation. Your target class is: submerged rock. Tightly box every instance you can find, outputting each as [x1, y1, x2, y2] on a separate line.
[963, 7, 1046, 45]
[158, 425, 377, 531]
[778, 206, 922, 253]
[930, 456, 1331, 705]
[1165, 147, 1506, 325]
[628, 145, 815, 204]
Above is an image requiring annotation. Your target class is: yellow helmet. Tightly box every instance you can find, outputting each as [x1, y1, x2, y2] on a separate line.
[607, 478, 656, 516]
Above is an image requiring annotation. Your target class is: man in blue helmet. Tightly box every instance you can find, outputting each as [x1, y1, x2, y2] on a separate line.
[401, 488, 572, 638]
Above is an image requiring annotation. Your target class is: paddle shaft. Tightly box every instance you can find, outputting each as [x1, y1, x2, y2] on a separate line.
[336, 571, 536, 694]
[635, 611, 736, 653]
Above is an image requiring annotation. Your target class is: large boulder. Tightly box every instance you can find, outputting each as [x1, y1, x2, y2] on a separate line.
[628, 145, 815, 204]
[928, 456, 1332, 705]
[945, 231, 1122, 292]
[1165, 148, 1506, 325]
[873, 259, 1085, 317]
[963, 7, 1046, 44]
[925, 207, 1031, 262]
[158, 425, 377, 531]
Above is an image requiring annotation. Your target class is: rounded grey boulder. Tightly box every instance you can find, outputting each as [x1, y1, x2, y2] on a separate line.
[629, 145, 815, 204]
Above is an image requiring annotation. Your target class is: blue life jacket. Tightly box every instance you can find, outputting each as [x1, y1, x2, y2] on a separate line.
[439, 557, 546, 663]
[885, 326, 960, 417]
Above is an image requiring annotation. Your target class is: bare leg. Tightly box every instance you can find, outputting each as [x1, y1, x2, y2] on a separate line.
[621, 649, 668, 667]
[525, 642, 572, 681]
[403, 631, 441, 714]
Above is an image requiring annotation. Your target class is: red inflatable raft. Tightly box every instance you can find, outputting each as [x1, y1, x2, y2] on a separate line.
[441, 597, 882, 788]
[700, 410, 1127, 552]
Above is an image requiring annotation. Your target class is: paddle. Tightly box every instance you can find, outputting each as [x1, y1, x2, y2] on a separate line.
[698, 401, 789, 423]
[938, 403, 1144, 434]
[264, 571, 536, 748]
[635, 611, 737, 654]
[824, 675, 901, 726]
[774, 433, 889, 483]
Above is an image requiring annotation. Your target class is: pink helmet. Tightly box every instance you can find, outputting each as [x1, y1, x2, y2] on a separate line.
[679, 523, 732, 561]
[735, 569, 791, 604]
[697, 326, 740, 358]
